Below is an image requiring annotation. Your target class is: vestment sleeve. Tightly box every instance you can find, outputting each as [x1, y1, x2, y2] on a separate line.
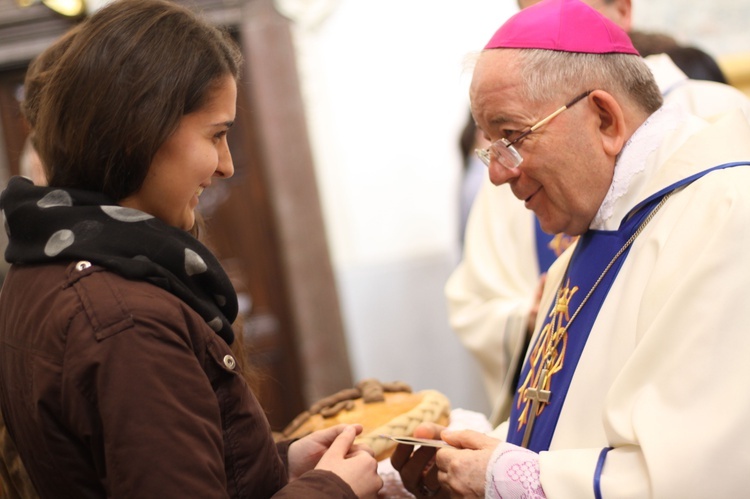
[539, 169, 750, 498]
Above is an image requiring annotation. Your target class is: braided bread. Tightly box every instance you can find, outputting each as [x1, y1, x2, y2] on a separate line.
[281, 379, 450, 461]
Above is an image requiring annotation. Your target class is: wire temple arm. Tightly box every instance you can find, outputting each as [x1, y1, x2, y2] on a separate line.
[531, 89, 593, 132]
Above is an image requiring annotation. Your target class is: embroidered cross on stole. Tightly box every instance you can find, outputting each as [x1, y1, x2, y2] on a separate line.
[508, 195, 667, 452]
[508, 161, 750, 452]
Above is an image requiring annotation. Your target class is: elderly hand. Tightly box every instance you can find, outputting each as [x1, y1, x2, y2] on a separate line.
[435, 429, 501, 498]
[390, 423, 450, 498]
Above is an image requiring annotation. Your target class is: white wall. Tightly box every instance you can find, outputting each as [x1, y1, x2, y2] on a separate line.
[291, 1, 515, 268]
[287, 0, 517, 414]
[285, 0, 750, 416]
[632, 0, 750, 57]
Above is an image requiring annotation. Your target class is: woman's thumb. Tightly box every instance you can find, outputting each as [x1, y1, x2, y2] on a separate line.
[325, 425, 357, 458]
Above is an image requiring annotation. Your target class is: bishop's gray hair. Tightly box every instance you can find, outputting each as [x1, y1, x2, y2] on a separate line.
[513, 49, 663, 115]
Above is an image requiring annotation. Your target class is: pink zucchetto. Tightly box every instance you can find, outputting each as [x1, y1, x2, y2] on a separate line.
[484, 0, 639, 55]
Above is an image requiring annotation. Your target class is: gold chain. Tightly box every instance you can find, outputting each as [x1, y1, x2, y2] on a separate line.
[518, 192, 673, 430]
[564, 192, 673, 329]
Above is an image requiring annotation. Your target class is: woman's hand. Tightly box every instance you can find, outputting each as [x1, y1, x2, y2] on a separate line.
[288, 424, 382, 498]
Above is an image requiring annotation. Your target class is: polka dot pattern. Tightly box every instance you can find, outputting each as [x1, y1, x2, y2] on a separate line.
[208, 317, 223, 332]
[101, 205, 154, 222]
[44, 229, 75, 257]
[38, 189, 73, 209]
[185, 248, 208, 276]
[0, 176, 238, 344]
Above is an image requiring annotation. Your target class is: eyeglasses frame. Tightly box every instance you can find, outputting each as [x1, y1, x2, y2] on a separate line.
[475, 89, 594, 169]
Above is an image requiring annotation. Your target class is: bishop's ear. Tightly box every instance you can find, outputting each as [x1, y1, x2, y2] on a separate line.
[590, 90, 627, 158]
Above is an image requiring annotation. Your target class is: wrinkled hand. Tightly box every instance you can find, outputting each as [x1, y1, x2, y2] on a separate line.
[391, 423, 450, 498]
[314, 425, 382, 498]
[435, 430, 500, 498]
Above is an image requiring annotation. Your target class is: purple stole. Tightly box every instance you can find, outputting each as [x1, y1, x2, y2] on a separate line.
[534, 218, 574, 274]
[509, 161, 750, 452]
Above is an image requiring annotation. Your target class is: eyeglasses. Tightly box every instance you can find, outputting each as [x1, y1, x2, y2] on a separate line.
[475, 90, 593, 170]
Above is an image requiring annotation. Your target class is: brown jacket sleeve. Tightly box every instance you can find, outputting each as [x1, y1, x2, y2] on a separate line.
[1, 263, 357, 499]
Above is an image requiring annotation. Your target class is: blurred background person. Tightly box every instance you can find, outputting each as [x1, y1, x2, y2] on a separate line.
[457, 112, 489, 248]
[665, 45, 729, 84]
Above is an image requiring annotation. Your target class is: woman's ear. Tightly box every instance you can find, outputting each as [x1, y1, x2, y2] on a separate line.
[590, 90, 627, 159]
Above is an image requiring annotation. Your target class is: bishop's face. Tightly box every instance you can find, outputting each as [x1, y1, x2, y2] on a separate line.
[469, 50, 614, 236]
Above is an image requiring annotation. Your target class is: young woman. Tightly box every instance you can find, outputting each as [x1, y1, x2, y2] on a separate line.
[0, 1, 382, 497]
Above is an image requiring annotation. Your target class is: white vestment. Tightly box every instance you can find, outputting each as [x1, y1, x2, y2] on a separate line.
[446, 57, 750, 423]
[645, 53, 750, 123]
[498, 108, 750, 497]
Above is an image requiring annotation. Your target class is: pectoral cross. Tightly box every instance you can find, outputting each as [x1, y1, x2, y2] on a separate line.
[521, 368, 551, 448]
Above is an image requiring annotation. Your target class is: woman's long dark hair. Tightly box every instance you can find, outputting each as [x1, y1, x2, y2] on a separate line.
[34, 0, 242, 202]
[29, 1, 260, 383]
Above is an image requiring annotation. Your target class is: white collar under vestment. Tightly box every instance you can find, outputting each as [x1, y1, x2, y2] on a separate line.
[590, 103, 688, 231]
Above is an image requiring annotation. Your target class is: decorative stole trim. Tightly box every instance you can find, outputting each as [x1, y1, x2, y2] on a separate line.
[508, 161, 750, 453]
[533, 217, 576, 274]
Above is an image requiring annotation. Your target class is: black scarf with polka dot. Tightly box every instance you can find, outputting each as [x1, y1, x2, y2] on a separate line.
[0, 176, 237, 344]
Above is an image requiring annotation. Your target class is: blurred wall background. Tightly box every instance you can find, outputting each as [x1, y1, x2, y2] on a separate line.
[633, 0, 748, 57]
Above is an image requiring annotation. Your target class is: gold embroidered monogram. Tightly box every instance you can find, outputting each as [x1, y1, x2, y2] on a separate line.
[516, 279, 578, 443]
[548, 233, 577, 257]
[512, 192, 673, 448]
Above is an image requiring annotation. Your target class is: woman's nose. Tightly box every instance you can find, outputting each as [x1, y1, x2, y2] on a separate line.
[215, 142, 234, 178]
